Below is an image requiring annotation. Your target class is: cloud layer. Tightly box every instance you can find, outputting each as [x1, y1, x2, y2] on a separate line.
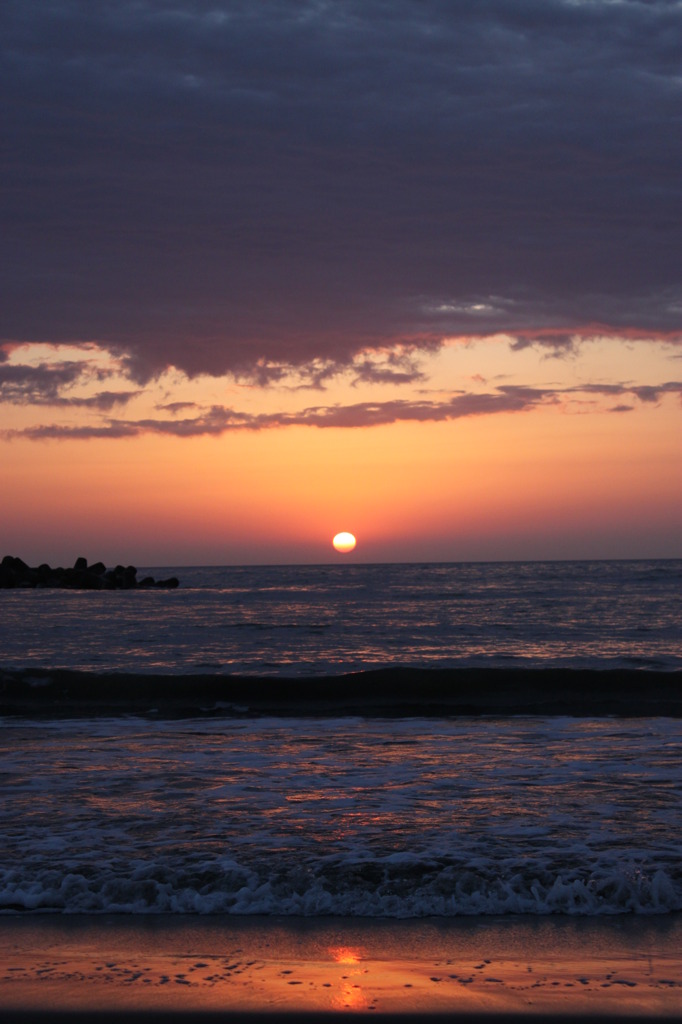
[5, 380, 680, 441]
[2, 0, 680, 382]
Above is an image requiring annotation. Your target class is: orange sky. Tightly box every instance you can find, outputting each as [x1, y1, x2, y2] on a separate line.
[2, 336, 680, 565]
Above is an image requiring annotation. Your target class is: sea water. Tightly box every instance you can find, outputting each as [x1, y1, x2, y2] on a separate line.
[1, 559, 680, 675]
[1, 559, 681, 917]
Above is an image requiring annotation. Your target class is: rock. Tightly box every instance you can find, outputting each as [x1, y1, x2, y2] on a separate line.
[0, 555, 30, 586]
[0, 556, 180, 590]
[72, 570, 104, 590]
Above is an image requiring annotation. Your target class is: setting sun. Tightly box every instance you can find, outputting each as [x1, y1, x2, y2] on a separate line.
[333, 532, 357, 553]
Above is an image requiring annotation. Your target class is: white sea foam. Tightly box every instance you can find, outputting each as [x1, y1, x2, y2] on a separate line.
[1, 716, 680, 916]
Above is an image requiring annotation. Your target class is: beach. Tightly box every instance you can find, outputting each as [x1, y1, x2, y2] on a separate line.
[2, 914, 682, 1017]
[2, 561, 681, 1019]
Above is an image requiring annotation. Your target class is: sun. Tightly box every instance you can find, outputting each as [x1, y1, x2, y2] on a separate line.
[332, 532, 356, 553]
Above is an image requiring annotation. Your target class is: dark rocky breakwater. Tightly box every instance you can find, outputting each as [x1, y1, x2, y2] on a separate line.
[0, 555, 179, 590]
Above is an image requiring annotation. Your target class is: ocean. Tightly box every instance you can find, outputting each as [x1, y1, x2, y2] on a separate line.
[1, 559, 681, 919]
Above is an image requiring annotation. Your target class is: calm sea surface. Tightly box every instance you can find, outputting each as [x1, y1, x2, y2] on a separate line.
[1, 559, 681, 917]
[1, 559, 680, 675]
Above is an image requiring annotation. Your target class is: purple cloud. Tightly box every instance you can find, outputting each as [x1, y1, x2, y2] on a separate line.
[0, 363, 83, 401]
[157, 401, 199, 414]
[350, 353, 426, 387]
[0, 1, 680, 382]
[575, 381, 682, 404]
[0, 362, 138, 408]
[6, 380, 679, 441]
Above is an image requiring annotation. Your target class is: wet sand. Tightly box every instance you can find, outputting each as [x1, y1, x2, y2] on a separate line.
[2, 914, 681, 1017]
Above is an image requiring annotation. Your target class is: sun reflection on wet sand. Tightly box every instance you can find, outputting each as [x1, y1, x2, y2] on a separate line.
[330, 977, 371, 1011]
[328, 947, 370, 1010]
[2, 917, 682, 1015]
[329, 946, 362, 965]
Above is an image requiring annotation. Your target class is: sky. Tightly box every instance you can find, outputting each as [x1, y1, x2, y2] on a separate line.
[1, 0, 680, 566]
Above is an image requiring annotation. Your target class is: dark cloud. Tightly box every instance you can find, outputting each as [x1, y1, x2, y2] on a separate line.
[630, 382, 681, 403]
[508, 332, 579, 356]
[0, 361, 138, 407]
[350, 352, 426, 386]
[575, 380, 682, 403]
[0, 362, 85, 402]
[509, 326, 682, 355]
[63, 390, 140, 410]
[1, 0, 680, 380]
[6, 380, 680, 441]
[230, 349, 429, 389]
[157, 400, 200, 414]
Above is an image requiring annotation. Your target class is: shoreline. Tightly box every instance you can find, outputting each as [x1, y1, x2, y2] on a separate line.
[2, 666, 682, 718]
[2, 913, 682, 1016]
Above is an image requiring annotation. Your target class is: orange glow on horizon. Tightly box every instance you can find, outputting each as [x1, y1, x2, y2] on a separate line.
[2, 386, 680, 565]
